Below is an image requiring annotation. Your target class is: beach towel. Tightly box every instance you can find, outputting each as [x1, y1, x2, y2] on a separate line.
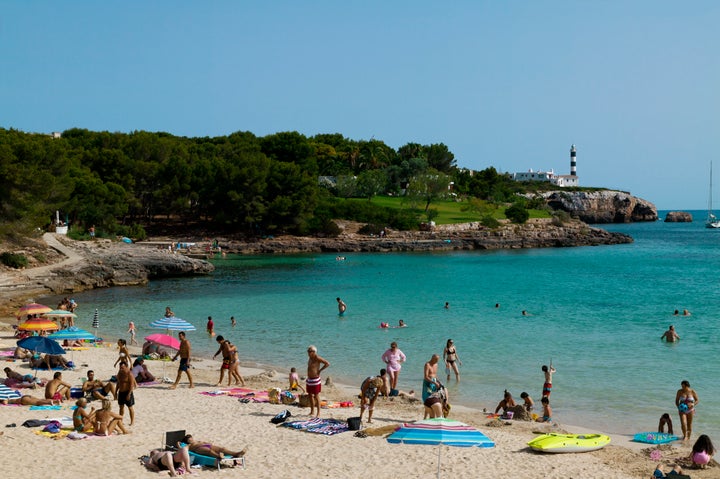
[201, 388, 270, 402]
[30, 405, 62, 410]
[281, 418, 350, 435]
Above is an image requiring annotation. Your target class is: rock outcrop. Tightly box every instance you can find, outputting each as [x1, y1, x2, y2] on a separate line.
[664, 211, 693, 222]
[537, 191, 658, 223]
[216, 218, 632, 254]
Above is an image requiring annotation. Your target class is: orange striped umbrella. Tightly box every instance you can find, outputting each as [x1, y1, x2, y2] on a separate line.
[17, 317, 59, 332]
[15, 303, 52, 319]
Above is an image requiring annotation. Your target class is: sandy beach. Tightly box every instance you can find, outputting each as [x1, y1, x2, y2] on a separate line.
[0, 322, 711, 479]
[0, 236, 716, 479]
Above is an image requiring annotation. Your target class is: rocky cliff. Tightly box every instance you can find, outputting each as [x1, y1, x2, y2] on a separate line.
[537, 190, 658, 223]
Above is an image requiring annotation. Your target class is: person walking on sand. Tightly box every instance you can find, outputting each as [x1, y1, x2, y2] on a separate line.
[116, 361, 137, 426]
[675, 380, 699, 441]
[381, 342, 406, 390]
[128, 321, 138, 345]
[170, 331, 193, 389]
[542, 364, 556, 398]
[337, 297, 347, 315]
[661, 325, 680, 343]
[443, 339, 462, 382]
[306, 345, 330, 417]
[212, 335, 234, 386]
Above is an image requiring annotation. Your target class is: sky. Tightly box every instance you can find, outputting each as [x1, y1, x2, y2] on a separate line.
[2, 1, 719, 210]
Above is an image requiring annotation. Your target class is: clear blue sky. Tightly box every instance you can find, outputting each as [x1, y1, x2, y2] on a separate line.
[2, 1, 718, 209]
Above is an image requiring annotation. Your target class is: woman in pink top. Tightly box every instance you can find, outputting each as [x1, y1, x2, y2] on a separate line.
[381, 342, 406, 390]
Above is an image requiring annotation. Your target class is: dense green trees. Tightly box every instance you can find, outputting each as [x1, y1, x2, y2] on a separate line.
[0, 127, 540, 237]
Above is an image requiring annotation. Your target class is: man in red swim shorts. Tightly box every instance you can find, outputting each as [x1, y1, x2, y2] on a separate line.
[306, 345, 329, 417]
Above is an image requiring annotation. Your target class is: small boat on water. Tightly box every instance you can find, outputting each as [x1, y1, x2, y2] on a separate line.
[707, 162, 720, 228]
[527, 432, 610, 453]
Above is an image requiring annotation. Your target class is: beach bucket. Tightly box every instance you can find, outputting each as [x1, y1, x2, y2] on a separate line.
[347, 417, 362, 430]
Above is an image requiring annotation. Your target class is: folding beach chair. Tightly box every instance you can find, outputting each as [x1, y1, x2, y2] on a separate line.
[162, 429, 245, 470]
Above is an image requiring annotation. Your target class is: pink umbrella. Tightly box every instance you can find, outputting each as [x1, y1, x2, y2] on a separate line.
[144, 333, 180, 350]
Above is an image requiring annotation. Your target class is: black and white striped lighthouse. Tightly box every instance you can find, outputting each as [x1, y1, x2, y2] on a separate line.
[570, 144, 577, 176]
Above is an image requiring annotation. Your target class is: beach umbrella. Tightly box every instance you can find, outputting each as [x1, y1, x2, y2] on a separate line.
[91, 308, 100, 343]
[0, 384, 22, 401]
[144, 333, 181, 350]
[41, 310, 78, 319]
[15, 303, 52, 319]
[17, 336, 66, 356]
[149, 316, 196, 332]
[17, 317, 60, 332]
[48, 326, 97, 341]
[387, 418, 494, 478]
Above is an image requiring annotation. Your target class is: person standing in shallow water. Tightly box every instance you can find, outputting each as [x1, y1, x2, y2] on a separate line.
[443, 339, 462, 382]
[337, 297, 347, 315]
[661, 325, 680, 342]
[676, 380, 699, 441]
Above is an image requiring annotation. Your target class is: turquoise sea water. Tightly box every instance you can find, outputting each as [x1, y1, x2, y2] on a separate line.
[53, 211, 720, 440]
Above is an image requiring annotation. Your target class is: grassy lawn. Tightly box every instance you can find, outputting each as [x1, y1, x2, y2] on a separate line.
[370, 196, 550, 225]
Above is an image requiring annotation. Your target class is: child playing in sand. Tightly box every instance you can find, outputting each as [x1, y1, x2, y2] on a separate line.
[690, 434, 715, 469]
[520, 392, 534, 412]
[536, 397, 552, 422]
[541, 364, 556, 397]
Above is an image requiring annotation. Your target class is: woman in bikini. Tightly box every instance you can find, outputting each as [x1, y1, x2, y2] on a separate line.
[72, 398, 95, 432]
[114, 339, 130, 368]
[94, 399, 129, 436]
[675, 380, 699, 441]
[146, 444, 193, 477]
[181, 434, 247, 463]
[443, 339, 462, 382]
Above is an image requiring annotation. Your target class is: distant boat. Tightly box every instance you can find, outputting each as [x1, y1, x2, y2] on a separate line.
[707, 162, 720, 228]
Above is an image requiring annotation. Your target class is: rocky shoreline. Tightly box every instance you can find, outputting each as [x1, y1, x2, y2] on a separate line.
[0, 218, 631, 316]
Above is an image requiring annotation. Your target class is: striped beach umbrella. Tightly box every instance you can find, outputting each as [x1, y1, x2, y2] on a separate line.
[41, 310, 78, 319]
[149, 316, 196, 331]
[17, 317, 59, 332]
[0, 384, 22, 401]
[387, 418, 495, 447]
[91, 309, 99, 329]
[48, 326, 97, 341]
[15, 303, 52, 319]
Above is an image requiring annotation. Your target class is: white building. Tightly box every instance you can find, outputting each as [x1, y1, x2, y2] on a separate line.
[512, 145, 579, 187]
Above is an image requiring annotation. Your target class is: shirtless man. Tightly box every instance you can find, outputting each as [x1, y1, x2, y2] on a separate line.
[422, 354, 440, 401]
[170, 331, 193, 389]
[82, 370, 117, 400]
[336, 297, 347, 315]
[45, 371, 71, 401]
[661, 325, 680, 342]
[212, 336, 234, 386]
[116, 361, 137, 425]
[306, 345, 330, 417]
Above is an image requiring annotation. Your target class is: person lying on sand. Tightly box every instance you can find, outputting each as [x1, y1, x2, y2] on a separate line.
[182, 434, 247, 462]
[1, 395, 58, 406]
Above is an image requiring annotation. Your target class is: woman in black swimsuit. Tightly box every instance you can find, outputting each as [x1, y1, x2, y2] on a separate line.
[443, 339, 462, 382]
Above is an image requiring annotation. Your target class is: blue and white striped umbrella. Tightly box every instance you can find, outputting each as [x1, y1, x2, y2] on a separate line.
[0, 384, 22, 401]
[149, 316, 196, 331]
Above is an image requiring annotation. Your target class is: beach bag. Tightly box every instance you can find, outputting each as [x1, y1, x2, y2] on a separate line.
[271, 409, 292, 424]
[298, 394, 311, 407]
[347, 417, 362, 431]
[42, 421, 62, 433]
[280, 390, 296, 405]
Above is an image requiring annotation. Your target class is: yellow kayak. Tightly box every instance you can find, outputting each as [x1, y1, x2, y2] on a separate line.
[527, 433, 610, 453]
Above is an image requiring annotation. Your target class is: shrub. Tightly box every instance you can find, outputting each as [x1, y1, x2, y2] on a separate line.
[358, 224, 384, 235]
[505, 203, 530, 224]
[0, 252, 28, 269]
[480, 215, 500, 228]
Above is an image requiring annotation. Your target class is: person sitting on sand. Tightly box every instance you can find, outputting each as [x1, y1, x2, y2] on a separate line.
[690, 434, 715, 469]
[520, 392, 534, 412]
[494, 390, 516, 414]
[45, 371, 71, 401]
[82, 370, 117, 400]
[536, 396, 552, 422]
[131, 357, 155, 383]
[181, 434, 247, 463]
[73, 398, 96, 432]
[94, 398, 129, 436]
[1, 395, 57, 406]
[653, 464, 685, 478]
[146, 444, 193, 477]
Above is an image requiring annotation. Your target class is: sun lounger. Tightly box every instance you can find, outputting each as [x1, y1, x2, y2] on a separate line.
[163, 429, 245, 470]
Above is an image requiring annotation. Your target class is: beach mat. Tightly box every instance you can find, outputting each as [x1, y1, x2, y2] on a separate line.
[281, 418, 350, 435]
[201, 388, 269, 402]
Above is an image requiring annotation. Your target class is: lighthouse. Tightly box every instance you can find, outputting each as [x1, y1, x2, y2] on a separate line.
[570, 144, 577, 176]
